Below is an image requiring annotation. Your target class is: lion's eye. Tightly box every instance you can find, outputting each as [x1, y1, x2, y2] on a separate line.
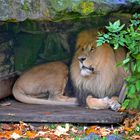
[90, 48, 95, 52]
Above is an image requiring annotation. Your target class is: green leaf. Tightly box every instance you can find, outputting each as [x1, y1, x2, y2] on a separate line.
[119, 40, 125, 46]
[122, 99, 130, 109]
[103, 34, 109, 39]
[125, 76, 136, 82]
[129, 98, 139, 109]
[130, 25, 134, 33]
[123, 58, 130, 64]
[96, 40, 104, 47]
[114, 20, 120, 27]
[116, 61, 123, 67]
[131, 63, 137, 73]
[136, 80, 140, 91]
[132, 54, 140, 59]
[118, 24, 125, 31]
[127, 85, 136, 97]
[114, 43, 119, 49]
[109, 21, 113, 26]
[137, 60, 140, 72]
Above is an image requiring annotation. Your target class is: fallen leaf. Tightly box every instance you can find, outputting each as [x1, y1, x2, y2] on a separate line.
[25, 131, 37, 138]
[130, 134, 140, 139]
[123, 127, 133, 132]
[127, 110, 138, 115]
[10, 132, 21, 139]
[54, 124, 69, 136]
[1, 124, 14, 131]
[71, 127, 78, 133]
[85, 126, 99, 135]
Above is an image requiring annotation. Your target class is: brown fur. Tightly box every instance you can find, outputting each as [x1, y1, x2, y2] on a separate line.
[13, 62, 77, 106]
[70, 29, 127, 109]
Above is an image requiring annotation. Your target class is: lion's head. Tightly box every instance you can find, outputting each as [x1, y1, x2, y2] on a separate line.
[70, 29, 127, 105]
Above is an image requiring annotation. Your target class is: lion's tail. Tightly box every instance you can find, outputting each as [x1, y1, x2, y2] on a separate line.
[12, 86, 78, 106]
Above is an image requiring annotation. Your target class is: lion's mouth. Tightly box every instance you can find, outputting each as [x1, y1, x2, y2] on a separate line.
[81, 65, 94, 72]
[79, 64, 94, 76]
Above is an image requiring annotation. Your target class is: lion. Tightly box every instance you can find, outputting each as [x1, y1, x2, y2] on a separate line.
[12, 61, 77, 106]
[70, 29, 128, 110]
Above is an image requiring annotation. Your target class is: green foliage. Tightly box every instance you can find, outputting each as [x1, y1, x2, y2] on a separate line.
[97, 13, 140, 109]
[128, 0, 140, 4]
[125, 125, 140, 139]
[50, 124, 57, 129]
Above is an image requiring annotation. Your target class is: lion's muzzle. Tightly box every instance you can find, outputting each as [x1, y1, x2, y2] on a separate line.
[78, 60, 94, 77]
[78, 56, 86, 63]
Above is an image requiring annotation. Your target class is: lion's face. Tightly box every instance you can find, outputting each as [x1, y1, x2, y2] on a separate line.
[76, 43, 101, 77]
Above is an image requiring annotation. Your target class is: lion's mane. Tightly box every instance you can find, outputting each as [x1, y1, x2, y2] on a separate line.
[70, 29, 127, 106]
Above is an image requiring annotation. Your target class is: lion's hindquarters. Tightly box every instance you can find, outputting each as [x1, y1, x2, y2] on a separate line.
[12, 62, 78, 106]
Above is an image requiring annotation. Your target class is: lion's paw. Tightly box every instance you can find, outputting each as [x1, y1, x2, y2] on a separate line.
[86, 96, 110, 109]
[108, 99, 121, 111]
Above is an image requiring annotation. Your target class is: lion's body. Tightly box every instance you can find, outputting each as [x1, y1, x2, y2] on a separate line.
[70, 29, 127, 109]
[13, 61, 77, 105]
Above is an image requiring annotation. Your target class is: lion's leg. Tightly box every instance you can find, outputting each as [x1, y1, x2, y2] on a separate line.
[86, 96, 121, 110]
[86, 95, 110, 109]
[54, 94, 77, 103]
[50, 77, 77, 103]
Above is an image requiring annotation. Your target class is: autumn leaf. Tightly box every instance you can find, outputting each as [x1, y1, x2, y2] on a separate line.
[123, 127, 133, 132]
[25, 131, 37, 138]
[1, 124, 14, 131]
[85, 126, 100, 135]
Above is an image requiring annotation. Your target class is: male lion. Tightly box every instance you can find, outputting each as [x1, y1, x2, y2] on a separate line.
[13, 61, 77, 105]
[70, 29, 127, 110]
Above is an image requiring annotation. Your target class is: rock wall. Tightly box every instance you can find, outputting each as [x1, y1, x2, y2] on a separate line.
[0, 0, 139, 21]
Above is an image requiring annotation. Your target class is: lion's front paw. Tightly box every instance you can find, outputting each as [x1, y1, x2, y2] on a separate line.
[86, 96, 110, 109]
[108, 99, 121, 111]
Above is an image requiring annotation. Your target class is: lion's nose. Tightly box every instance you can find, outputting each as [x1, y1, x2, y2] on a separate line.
[78, 57, 86, 62]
